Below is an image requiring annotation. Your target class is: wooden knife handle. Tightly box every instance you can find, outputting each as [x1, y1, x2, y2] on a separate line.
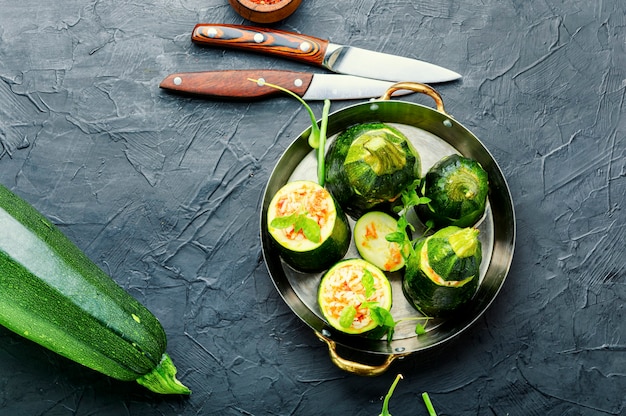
[159, 70, 314, 99]
[191, 24, 329, 67]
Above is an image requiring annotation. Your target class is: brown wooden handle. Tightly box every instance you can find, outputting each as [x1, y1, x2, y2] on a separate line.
[191, 24, 329, 67]
[159, 70, 314, 99]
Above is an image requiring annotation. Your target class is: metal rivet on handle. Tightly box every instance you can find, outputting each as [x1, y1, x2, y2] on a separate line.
[254, 33, 265, 43]
[206, 27, 218, 38]
[299, 42, 312, 52]
[294, 78, 303, 87]
[173, 77, 182, 86]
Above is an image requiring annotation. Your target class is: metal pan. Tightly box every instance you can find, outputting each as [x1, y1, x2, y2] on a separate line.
[260, 83, 516, 375]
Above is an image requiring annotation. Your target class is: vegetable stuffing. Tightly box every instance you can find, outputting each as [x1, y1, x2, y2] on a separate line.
[267, 181, 351, 272]
[318, 259, 392, 334]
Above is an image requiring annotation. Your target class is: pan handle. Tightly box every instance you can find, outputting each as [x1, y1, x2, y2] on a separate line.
[315, 332, 406, 376]
[380, 82, 447, 114]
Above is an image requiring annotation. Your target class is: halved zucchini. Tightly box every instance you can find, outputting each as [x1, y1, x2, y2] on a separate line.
[318, 259, 392, 334]
[267, 180, 350, 272]
[354, 211, 405, 272]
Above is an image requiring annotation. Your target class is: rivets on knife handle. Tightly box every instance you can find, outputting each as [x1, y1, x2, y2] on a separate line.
[294, 78, 303, 87]
[299, 42, 312, 52]
[173, 76, 182, 86]
[254, 33, 265, 43]
[206, 27, 218, 38]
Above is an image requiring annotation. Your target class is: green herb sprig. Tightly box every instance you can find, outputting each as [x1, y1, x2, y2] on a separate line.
[385, 179, 431, 262]
[270, 212, 321, 243]
[248, 78, 330, 185]
[379, 374, 403, 416]
[378, 374, 439, 416]
[368, 306, 432, 342]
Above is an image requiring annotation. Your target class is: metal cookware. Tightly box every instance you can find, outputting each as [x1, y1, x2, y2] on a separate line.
[260, 83, 516, 375]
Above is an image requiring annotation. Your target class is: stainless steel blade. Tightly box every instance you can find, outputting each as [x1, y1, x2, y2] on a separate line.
[324, 44, 462, 84]
[302, 74, 413, 100]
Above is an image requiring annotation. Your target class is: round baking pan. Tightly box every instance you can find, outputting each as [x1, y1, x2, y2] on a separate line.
[260, 83, 516, 375]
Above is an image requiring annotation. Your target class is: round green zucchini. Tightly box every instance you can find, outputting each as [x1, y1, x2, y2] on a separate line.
[417, 154, 489, 228]
[267, 180, 351, 272]
[318, 259, 392, 335]
[0, 184, 189, 394]
[354, 211, 405, 272]
[325, 122, 421, 219]
[402, 226, 481, 317]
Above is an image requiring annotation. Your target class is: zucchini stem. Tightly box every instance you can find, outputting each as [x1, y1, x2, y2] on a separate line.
[135, 353, 191, 395]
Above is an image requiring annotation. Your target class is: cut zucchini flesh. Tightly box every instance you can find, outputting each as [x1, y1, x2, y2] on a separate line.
[354, 211, 405, 272]
[267, 180, 350, 272]
[318, 259, 392, 334]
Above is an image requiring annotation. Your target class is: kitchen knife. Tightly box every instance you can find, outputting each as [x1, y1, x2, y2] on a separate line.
[191, 24, 461, 84]
[159, 69, 413, 100]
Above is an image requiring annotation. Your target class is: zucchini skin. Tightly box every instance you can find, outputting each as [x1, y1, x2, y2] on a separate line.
[325, 122, 421, 219]
[417, 154, 489, 228]
[0, 184, 189, 394]
[267, 181, 351, 272]
[402, 227, 481, 317]
[354, 211, 405, 272]
[318, 258, 392, 335]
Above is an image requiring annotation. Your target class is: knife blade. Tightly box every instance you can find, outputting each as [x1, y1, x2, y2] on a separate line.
[191, 24, 461, 84]
[159, 69, 412, 100]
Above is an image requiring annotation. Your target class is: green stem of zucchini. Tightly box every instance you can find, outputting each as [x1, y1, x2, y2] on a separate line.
[135, 353, 191, 395]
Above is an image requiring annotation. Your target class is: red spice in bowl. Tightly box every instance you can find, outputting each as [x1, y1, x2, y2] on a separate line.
[229, 0, 302, 23]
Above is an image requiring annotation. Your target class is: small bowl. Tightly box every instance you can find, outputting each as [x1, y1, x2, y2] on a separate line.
[229, 0, 302, 24]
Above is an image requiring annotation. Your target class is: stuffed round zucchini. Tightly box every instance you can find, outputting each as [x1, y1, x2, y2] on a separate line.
[325, 122, 421, 219]
[403, 226, 481, 317]
[267, 180, 351, 272]
[318, 259, 392, 334]
[417, 154, 489, 228]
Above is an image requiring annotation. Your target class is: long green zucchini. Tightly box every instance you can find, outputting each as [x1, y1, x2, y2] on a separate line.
[0, 184, 190, 394]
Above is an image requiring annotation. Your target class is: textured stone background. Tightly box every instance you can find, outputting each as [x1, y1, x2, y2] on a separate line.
[0, 0, 624, 415]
